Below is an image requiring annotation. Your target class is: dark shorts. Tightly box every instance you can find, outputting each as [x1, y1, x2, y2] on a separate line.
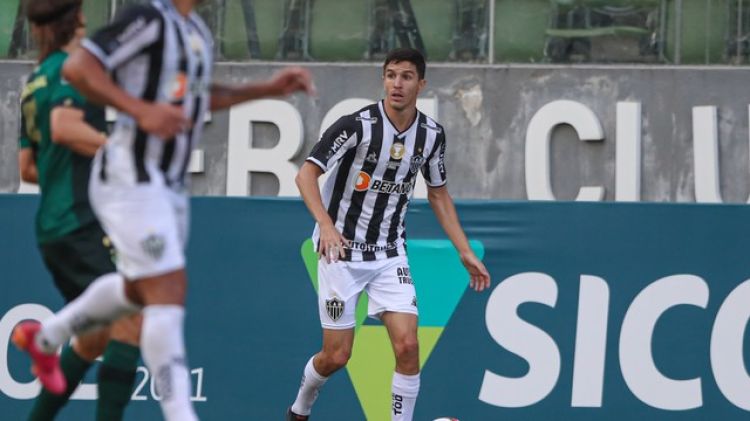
[39, 223, 116, 302]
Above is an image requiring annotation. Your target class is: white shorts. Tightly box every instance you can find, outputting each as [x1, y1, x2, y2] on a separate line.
[89, 175, 189, 280]
[318, 255, 418, 330]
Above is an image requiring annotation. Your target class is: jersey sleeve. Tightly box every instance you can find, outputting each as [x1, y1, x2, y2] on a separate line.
[18, 113, 30, 149]
[421, 127, 447, 187]
[19, 78, 35, 149]
[306, 115, 360, 172]
[49, 78, 85, 110]
[82, 4, 163, 70]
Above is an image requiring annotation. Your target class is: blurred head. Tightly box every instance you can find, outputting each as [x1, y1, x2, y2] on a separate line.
[382, 48, 427, 112]
[25, 0, 84, 61]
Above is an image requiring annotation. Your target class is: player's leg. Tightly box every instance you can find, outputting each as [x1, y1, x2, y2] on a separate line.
[289, 259, 362, 420]
[367, 256, 420, 421]
[126, 270, 197, 421]
[22, 226, 137, 413]
[96, 314, 142, 421]
[382, 312, 420, 421]
[289, 328, 355, 420]
[25, 328, 108, 421]
[110, 186, 196, 421]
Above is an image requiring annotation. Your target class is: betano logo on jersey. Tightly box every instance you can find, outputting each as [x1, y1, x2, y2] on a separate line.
[301, 238, 485, 421]
[169, 72, 188, 101]
[353, 172, 413, 195]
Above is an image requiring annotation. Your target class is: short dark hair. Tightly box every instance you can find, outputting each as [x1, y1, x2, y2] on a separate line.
[383, 48, 426, 80]
[24, 0, 83, 60]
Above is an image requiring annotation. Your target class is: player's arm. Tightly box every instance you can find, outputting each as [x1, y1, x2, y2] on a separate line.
[50, 106, 106, 157]
[209, 67, 316, 111]
[62, 5, 186, 140]
[63, 48, 185, 140]
[18, 148, 38, 184]
[296, 162, 346, 263]
[427, 185, 490, 292]
[18, 104, 37, 183]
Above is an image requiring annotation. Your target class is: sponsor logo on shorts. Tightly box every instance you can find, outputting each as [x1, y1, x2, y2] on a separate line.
[411, 296, 418, 307]
[397, 267, 414, 284]
[326, 297, 345, 321]
[141, 234, 166, 260]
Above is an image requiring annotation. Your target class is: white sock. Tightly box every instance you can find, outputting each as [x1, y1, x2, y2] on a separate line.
[38, 273, 139, 353]
[141, 305, 197, 421]
[291, 356, 328, 416]
[392, 372, 420, 421]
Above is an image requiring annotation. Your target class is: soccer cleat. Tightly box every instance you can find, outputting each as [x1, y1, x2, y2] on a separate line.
[286, 407, 309, 421]
[11, 321, 66, 395]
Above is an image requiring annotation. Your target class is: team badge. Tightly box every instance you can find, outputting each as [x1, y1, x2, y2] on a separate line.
[409, 155, 425, 173]
[390, 143, 405, 160]
[326, 297, 345, 321]
[141, 234, 166, 260]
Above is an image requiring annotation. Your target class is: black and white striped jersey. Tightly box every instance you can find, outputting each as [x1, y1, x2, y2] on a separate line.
[308, 101, 447, 262]
[82, 0, 213, 189]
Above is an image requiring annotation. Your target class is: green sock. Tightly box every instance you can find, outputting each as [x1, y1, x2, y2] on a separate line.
[96, 340, 140, 421]
[28, 345, 91, 421]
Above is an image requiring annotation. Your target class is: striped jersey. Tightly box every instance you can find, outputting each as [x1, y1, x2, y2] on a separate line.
[82, 0, 213, 190]
[307, 101, 447, 262]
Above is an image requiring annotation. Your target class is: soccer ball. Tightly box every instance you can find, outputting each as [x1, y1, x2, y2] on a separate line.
[433, 418, 459, 421]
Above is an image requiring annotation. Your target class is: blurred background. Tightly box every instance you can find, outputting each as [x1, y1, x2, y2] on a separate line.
[1, 0, 748, 65]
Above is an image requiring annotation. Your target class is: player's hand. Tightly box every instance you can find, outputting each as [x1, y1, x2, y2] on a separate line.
[460, 251, 490, 292]
[268, 67, 317, 97]
[136, 102, 188, 140]
[318, 223, 347, 264]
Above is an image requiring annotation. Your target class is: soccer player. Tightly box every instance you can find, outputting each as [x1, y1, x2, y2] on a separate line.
[287, 48, 491, 421]
[13, 0, 315, 420]
[16, 1, 141, 419]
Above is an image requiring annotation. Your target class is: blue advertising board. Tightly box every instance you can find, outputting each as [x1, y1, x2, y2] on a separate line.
[0, 196, 748, 420]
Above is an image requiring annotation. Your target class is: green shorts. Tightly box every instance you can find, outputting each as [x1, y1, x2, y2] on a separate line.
[39, 223, 116, 302]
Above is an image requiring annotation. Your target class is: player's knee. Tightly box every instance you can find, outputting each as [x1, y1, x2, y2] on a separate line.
[393, 337, 419, 362]
[73, 330, 110, 361]
[109, 314, 143, 346]
[325, 348, 352, 369]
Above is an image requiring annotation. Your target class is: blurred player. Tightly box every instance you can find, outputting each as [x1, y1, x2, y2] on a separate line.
[13, 0, 315, 420]
[16, 0, 141, 419]
[287, 48, 490, 421]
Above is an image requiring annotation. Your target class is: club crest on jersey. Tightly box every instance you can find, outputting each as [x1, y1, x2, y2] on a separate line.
[409, 155, 426, 173]
[390, 143, 405, 160]
[326, 297, 345, 321]
[140, 234, 166, 260]
[354, 171, 372, 191]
